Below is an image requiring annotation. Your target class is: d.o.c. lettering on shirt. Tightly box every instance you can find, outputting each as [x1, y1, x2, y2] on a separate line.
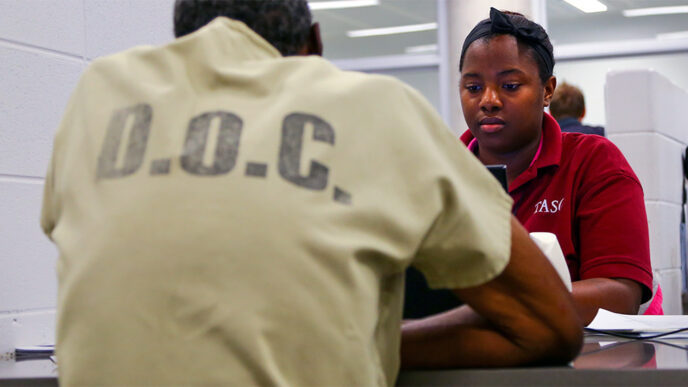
[94, 103, 352, 205]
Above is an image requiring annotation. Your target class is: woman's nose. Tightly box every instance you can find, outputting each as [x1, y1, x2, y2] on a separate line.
[480, 86, 502, 112]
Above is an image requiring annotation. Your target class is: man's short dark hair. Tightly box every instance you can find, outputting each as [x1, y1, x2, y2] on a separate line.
[173, 0, 312, 56]
[550, 82, 585, 120]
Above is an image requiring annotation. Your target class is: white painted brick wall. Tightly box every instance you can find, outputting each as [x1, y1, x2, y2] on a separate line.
[0, 45, 84, 177]
[656, 269, 684, 315]
[606, 70, 688, 144]
[83, 0, 174, 59]
[605, 71, 654, 135]
[0, 0, 84, 55]
[0, 0, 175, 353]
[644, 202, 682, 271]
[606, 70, 688, 314]
[607, 133, 683, 204]
[0, 181, 57, 313]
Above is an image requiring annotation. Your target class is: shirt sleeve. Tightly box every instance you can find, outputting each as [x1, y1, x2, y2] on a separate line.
[576, 146, 653, 302]
[398, 86, 513, 290]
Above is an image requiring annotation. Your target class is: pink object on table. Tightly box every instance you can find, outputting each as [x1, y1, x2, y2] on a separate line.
[643, 284, 664, 315]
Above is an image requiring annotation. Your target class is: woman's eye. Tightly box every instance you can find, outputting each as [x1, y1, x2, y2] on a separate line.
[503, 83, 520, 90]
[465, 85, 482, 92]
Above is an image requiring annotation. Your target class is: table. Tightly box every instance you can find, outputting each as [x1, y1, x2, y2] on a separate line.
[1, 335, 687, 386]
[398, 335, 688, 386]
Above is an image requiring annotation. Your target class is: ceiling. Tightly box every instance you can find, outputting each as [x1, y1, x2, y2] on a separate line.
[547, 0, 688, 45]
[312, 0, 437, 59]
[310, 0, 688, 60]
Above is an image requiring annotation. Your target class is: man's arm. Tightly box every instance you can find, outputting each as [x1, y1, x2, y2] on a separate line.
[401, 216, 583, 368]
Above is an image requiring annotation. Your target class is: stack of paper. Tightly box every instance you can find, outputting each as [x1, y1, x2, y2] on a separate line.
[587, 309, 688, 338]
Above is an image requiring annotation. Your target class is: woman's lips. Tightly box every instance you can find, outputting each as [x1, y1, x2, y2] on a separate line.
[479, 117, 505, 133]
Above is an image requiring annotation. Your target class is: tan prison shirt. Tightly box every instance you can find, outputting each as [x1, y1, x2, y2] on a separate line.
[41, 17, 513, 386]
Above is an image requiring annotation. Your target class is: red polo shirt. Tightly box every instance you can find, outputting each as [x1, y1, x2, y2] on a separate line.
[460, 113, 653, 301]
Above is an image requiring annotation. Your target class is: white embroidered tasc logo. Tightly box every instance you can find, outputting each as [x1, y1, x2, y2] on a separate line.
[534, 198, 564, 214]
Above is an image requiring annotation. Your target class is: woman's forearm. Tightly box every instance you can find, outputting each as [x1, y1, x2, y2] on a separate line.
[571, 278, 642, 325]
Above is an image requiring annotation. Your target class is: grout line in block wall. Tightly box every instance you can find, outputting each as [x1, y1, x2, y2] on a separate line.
[655, 268, 684, 273]
[0, 37, 84, 64]
[609, 131, 686, 147]
[0, 307, 55, 317]
[0, 174, 44, 185]
[645, 199, 683, 206]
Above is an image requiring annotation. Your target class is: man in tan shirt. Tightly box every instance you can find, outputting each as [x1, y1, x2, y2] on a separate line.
[42, 0, 581, 385]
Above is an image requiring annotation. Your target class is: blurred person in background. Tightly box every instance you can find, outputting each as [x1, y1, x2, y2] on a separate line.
[550, 82, 605, 136]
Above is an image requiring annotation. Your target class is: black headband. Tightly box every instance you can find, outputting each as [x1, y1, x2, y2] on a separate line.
[460, 7, 554, 76]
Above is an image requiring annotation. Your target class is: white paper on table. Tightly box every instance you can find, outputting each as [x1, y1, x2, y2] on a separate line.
[529, 232, 572, 291]
[587, 308, 688, 338]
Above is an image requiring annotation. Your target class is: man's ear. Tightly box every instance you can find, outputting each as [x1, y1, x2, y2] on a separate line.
[543, 76, 557, 107]
[579, 107, 586, 121]
[306, 22, 323, 56]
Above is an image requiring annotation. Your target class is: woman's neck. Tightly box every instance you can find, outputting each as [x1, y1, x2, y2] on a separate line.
[477, 133, 542, 187]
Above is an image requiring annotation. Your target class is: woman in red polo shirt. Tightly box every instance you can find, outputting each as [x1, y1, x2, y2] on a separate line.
[457, 8, 659, 323]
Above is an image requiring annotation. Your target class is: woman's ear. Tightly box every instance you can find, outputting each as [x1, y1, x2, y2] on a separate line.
[543, 76, 557, 107]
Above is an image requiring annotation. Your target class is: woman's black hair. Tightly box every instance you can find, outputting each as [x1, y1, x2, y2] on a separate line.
[459, 8, 554, 84]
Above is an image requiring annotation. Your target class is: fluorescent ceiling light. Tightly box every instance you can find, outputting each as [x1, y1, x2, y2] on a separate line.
[308, 0, 379, 11]
[623, 6, 688, 17]
[347, 22, 438, 38]
[405, 44, 438, 54]
[657, 30, 688, 40]
[563, 0, 608, 13]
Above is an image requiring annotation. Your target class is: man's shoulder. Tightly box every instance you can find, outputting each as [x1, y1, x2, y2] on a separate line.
[578, 124, 605, 136]
[84, 44, 162, 79]
[558, 118, 604, 136]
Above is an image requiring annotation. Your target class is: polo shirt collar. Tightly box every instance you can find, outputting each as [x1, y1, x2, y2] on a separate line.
[459, 112, 562, 192]
[557, 117, 580, 129]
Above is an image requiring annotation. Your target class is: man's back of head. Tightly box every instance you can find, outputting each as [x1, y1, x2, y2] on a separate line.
[550, 82, 585, 121]
[173, 0, 313, 56]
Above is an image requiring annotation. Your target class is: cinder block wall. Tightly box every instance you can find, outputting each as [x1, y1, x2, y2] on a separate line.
[0, 0, 174, 357]
[606, 70, 688, 314]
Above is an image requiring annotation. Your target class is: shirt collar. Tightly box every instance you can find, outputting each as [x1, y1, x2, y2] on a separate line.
[557, 116, 580, 129]
[172, 17, 282, 63]
[460, 112, 563, 191]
